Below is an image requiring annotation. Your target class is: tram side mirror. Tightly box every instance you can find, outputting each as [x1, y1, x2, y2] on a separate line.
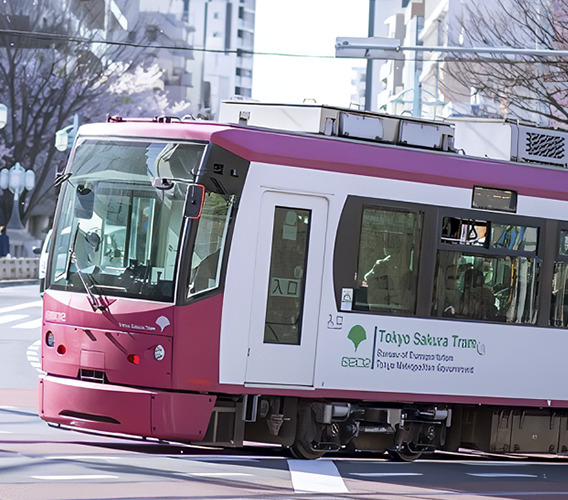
[152, 177, 175, 190]
[184, 184, 205, 219]
[74, 184, 94, 219]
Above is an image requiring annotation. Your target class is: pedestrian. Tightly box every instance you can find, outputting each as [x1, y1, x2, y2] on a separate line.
[0, 225, 9, 258]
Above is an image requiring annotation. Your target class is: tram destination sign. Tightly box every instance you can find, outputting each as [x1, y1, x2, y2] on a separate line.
[472, 186, 517, 213]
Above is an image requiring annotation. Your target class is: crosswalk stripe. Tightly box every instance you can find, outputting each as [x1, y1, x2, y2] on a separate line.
[0, 300, 42, 314]
[14, 318, 42, 329]
[0, 314, 27, 325]
[288, 459, 348, 493]
[27, 340, 44, 374]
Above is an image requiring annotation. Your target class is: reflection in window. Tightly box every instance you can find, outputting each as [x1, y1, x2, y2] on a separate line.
[491, 224, 538, 252]
[129, 197, 155, 265]
[48, 140, 205, 302]
[441, 217, 489, 246]
[559, 230, 568, 256]
[264, 207, 310, 345]
[189, 193, 233, 296]
[432, 251, 540, 323]
[354, 206, 422, 314]
[552, 262, 568, 326]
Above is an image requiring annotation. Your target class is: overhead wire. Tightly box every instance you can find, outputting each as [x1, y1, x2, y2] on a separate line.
[2, 27, 567, 64]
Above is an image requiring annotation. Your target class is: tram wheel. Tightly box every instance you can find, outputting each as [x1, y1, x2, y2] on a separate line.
[387, 445, 422, 462]
[290, 440, 326, 460]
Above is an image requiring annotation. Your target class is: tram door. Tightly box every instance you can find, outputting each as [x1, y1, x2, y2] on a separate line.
[245, 191, 328, 386]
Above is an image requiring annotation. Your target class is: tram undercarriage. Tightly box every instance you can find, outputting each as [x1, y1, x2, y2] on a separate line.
[199, 396, 568, 460]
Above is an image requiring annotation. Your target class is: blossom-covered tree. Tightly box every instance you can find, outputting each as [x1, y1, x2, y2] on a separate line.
[0, 1, 190, 227]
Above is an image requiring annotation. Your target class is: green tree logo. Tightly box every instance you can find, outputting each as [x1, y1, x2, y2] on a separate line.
[348, 325, 367, 352]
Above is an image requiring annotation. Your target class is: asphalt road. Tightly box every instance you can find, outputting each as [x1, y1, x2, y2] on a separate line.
[1, 284, 568, 499]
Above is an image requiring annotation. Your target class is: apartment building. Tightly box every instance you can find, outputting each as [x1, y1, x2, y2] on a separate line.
[71, 0, 255, 119]
[377, 0, 554, 125]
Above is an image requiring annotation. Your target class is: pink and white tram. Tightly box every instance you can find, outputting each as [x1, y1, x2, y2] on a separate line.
[40, 102, 568, 459]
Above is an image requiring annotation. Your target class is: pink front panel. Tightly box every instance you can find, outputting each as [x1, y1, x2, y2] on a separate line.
[42, 290, 175, 388]
[40, 375, 153, 437]
[43, 325, 173, 388]
[151, 392, 216, 441]
[172, 294, 224, 392]
[40, 375, 217, 442]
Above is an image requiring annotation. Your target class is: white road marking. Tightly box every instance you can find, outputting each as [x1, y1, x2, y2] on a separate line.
[0, 301, 42, 314]
[465, 461, 532, 466]
[26, 340, 44, 374]
[15, 318, 42, 329]
[352, 472, 423, 477]
[467, 473, 539, 478]
[0, 314, 27, 325]
[288, 459, 348, 493]
[45, 456, 123, 460]
[31, 475, 119, 480]
[191, 457, 261, 462]
[178, 472, 253, 478]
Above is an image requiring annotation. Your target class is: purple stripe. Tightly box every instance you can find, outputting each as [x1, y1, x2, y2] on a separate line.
[211, 127, 568, 202]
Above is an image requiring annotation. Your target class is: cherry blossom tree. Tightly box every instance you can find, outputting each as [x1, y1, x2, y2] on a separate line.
[0, 1, 189, 226]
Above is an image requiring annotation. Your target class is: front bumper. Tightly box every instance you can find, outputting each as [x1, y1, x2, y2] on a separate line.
[39, 375, 217, 442]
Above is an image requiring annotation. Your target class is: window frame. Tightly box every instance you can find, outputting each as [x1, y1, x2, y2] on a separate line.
[334, 195, 551, 326]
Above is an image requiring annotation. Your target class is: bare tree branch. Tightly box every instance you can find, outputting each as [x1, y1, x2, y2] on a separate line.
[440, 0, 568, 128]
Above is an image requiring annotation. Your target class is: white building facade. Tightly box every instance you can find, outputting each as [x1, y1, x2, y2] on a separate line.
[72, 0, 256, 119]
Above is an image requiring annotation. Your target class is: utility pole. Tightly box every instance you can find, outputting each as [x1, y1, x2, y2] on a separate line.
[364, 0, 375, 111]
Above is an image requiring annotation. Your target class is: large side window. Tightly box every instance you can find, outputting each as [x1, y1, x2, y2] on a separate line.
[551, 229, 568, 326]
[432, 217, 540, 323]
[189, 193, 233, 296]
[354, 206, 423, 314]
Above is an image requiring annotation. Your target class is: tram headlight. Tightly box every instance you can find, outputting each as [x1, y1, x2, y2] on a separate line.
[154, 344, 165, 361]
[46, 331, 55, 347]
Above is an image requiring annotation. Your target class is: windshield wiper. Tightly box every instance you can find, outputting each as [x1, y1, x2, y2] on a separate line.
[55, 222, 80, 283]
[55, 222, 106, 311]
[71, 258, 106, 311]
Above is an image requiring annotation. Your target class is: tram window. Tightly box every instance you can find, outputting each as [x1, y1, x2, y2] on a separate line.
[129, 198, 155, 265]
[189, 193, 233, 296]
[354, 206, 422, 314]
[491, 224, 538, 252]
[559, 230, 568, 256]
[551, 262, 568, 326]
[550, 230, 568, 326]
[432, 251, 540, 323]
[441, 217, 489, 247]
[263, 207, 310, 345]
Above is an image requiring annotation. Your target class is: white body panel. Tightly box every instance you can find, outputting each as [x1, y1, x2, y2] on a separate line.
[220, 160, 568, 402]
[245, 191, 328, 386]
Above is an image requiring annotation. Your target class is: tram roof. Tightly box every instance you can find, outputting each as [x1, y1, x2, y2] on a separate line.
[78, 119, 568, 203]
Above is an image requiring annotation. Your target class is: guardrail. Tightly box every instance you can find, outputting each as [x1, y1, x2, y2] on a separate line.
[0, 258, 39, 280]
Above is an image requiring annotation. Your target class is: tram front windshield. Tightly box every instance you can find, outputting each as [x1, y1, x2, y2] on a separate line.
[49, 138, 205, 302]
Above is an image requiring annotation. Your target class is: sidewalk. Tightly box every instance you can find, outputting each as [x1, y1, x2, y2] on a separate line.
[0, 388, 38, 412]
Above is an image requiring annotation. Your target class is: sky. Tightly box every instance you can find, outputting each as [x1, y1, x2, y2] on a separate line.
[251, 0, 370, 108]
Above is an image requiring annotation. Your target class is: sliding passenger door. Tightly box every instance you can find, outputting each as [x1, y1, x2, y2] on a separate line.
[245, 191, 328, 386]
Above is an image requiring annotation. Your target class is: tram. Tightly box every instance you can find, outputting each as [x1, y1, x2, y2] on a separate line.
[39, 101, 568, 459]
